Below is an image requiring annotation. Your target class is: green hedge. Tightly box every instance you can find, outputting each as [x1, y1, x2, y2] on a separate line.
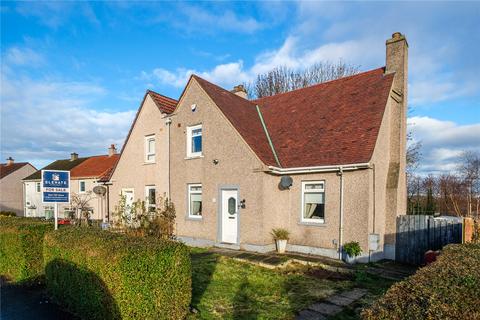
[43, 228, 191, 320]
[362, 243, 480, 320]
[0, 217, 53, 282]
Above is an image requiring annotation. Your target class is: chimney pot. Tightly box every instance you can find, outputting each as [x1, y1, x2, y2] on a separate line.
[6, 157, 14, 166]
[108, 144, 117, 157]
[231, 84, 248, 99]
[70, 152, 79, 161]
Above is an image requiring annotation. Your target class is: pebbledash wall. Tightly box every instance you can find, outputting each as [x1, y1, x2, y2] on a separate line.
[167, 33, 407, 262]
[0, 163, 36, 215]
[108, 94, 170, 215]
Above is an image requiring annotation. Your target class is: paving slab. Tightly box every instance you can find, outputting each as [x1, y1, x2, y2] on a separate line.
[325, 294, 356, 306]
[338, 288, 368, 300]
[295, 309, 326, 320]
[308, 302, 343, 315]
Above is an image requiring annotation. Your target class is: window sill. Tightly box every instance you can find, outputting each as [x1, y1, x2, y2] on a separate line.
[186, 215, 203, 221]
[298, 221, 327, 227]
[184, 155, 204, 160]
[143, 162, 156, 165]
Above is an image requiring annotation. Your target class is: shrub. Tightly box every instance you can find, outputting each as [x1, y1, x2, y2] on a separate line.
[343, 241, 362, 257]
[362, 243, 480, 320]
[0, 217, 52, 282]
[43, 228, 191, 320]
[0, 211, 17, 217]
[271, 228, 290, 240]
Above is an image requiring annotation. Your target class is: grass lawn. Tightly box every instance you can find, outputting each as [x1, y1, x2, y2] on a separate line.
[189, 248, 396, 320]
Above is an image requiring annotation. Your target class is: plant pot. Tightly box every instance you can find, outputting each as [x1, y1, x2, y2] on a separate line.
[275, 239, 287, 253]
[342, 252, 356, 264]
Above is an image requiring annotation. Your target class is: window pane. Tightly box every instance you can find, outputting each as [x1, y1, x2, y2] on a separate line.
[80, 181, 85, 191]
[305, 183, 323, 190]
[304, 192, 325, 220]
[190, 186, 202, 192]
[192, 135, 202, 153]
[190, 193, 202, 216]
[148, 138, 155, 153]
[228, 197, 236, 214]
[148, 188, 156, 204]
[192, 128, 202, 136]
[147, 154, 155, 161]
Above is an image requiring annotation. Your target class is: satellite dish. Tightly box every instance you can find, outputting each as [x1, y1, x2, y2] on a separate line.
[279, 176, 293, 190]
[93, 186, 107, 196]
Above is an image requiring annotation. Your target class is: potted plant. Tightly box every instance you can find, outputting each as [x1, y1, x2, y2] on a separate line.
[271, 228, 290, 253]
[342, 241, 362, 264]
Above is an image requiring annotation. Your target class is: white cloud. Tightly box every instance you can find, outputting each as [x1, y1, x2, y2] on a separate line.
[155, 3, 263, 34]
[0, 70, 135, 168]
[142, 36, 368, 89]
[4, 47, 44, 66]
[408, 116, 480, 174]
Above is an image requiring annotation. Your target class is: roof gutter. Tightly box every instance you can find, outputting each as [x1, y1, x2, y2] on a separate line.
[267, 162, 371, 175]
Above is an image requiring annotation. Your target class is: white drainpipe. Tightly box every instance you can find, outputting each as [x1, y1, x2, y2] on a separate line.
[338, 166, 344, 260]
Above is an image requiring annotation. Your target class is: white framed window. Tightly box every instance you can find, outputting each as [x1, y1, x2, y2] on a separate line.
[145, 185, 156, 213]
[188, 184, 202, 218]
[145, 134, 156, 163]
[79, 180, 86, 193]
[186, 124, 202, 157]
[36, 182, 41, 193]
[301, 181, 325, 223]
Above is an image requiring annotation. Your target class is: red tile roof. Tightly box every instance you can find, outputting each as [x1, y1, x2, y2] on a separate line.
[193, 67, 394, 168]
[70, 154, 119, 180]
[0, 162, 32, 179]
[147, 90, 177, 114]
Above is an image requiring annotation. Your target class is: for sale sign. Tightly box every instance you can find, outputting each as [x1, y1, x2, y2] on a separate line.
[42, 170, 70, 203]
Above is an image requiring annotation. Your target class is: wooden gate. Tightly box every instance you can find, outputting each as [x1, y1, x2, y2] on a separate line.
[395, 215, 463, 265]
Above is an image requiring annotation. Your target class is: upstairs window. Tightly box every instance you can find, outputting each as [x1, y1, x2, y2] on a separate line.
[187, 124, 202, 157]
[145, 135, 156, 163]
[188, 184, 202, 218]
[145, 186, 156, 213]
[36, 182, 41, 193]
[79, 180, 86, 193]
[301, 181, 325, 223]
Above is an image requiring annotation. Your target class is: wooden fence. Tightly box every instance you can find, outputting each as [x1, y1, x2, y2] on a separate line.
[395, 215, 463, 265]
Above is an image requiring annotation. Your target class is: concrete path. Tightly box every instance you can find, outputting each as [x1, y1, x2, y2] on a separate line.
[296, 288, 368, 320]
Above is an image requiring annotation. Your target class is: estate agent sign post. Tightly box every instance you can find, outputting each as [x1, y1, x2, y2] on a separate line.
[41, 170, 70, 230]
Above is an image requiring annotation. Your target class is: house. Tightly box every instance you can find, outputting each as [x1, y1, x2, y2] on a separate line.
[69, 146, 120, 221]
[23, 147, 119, 221]
[0, 158, 36, 215]
[108, 90, 177, 217]
[165, 32, 408, 261]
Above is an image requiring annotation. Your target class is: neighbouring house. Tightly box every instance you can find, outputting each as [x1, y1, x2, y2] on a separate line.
[165, 32, 408, 261]
[69, 145, 120, 221]
[0, 158, 36, 215]
[108, 90, 177, 217]
[23, 148, 119, 221]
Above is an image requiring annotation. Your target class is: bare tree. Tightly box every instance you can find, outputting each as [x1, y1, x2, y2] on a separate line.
[71, 191, 94, 226]
[248, 61, 359, 98]
[458, 150, 480, 217]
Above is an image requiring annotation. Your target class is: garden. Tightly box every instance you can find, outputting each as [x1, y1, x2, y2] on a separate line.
[1, 208, 479, 319]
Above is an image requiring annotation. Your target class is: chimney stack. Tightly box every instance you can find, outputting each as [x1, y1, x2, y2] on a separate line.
[231, 85, 248, 99]
[6, 157, 14, 166]
[70, 152, 79, 161]
[108, 144, 117, 157]
[386, 32, 408, 97]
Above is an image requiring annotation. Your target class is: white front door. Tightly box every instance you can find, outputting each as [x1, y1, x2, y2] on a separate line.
[121, 189, 134, 219]
[221, 189, 238, 244]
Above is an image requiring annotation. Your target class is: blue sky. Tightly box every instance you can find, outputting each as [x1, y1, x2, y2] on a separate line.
[1, 1, 479, 174]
